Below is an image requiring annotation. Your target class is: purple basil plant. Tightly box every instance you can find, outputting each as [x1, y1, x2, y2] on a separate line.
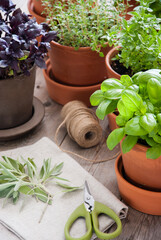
[0, 0, 57, 79]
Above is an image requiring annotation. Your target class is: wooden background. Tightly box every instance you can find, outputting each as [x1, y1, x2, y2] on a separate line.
[0, 0, 161, 239]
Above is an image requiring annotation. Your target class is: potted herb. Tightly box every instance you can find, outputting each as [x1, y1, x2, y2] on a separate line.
[42, 0, 129, 86]
[0, 0, 57, 129]
[106, 1, 161, 79]
[90, 69, 161, 191]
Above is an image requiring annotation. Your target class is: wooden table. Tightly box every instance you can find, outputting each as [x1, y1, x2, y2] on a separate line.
[0, 1, 161, 239]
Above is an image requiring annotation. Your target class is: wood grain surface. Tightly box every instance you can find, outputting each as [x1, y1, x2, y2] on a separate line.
[0, 0, 161, 239]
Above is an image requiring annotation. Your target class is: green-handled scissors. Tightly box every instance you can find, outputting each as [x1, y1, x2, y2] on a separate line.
[64, 181, 122, 240]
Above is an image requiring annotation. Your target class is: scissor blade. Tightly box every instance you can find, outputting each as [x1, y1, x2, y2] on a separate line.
[84, 181, 95, 213]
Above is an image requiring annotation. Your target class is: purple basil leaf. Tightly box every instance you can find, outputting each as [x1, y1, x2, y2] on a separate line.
[0, 0, 15, 12]
[41, 31, 57, 43]
[0, 60, 9, 68]
[35, 57, 46, 69]
[0, 24, 11, 34]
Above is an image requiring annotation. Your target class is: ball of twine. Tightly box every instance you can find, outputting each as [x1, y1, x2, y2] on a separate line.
[61, 100, 102, 148]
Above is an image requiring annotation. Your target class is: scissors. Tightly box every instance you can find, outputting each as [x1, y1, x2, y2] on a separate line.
[64, 181, 122, 240]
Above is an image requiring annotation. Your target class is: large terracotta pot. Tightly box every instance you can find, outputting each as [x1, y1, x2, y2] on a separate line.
[105, 48, 121, 80]
[115, 155, 161, 215]
[0, 65, 36, 130]
[48, 41, 112, 86]
[43, 59, 101, 106]
[121, 142, 161, 191]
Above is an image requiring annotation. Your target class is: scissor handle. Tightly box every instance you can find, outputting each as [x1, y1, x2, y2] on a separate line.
[64, 203, 92, 240]
[92, 201, 122, 239]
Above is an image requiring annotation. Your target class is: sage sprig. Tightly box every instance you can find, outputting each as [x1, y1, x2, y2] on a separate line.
[0, 156, 79, 206]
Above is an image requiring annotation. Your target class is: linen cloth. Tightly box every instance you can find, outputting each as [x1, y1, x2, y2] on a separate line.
[0, 137, 128, 240]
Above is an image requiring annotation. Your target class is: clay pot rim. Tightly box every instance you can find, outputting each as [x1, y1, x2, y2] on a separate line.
[115, 154, 161, 196]
[28, 0, 46, 22]
[50, 39, 109, 52]
[105, 47, 121, 79]
[43, 59, 101, 90]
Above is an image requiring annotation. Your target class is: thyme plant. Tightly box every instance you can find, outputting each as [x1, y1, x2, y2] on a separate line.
[42, 0, 129, 56]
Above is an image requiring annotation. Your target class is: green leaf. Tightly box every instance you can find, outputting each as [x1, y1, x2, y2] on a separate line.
[107, 128, 125, 150]
[120, 75, 133, 87]
[19, 186, 34, 195]
[116, 115, 127, 127]
[0, 187, 13, 198]
[104, 89, 123, 99]
[56, 182, 81, 192]
[101, 79, 124, 92]
[121, 136, 138, 154]
[147, 78, 161, 105]
[34, 188, 52, 204]
[90, 90, 104, 106]
[121, 90, 143, 113]
[139, 113, 157, 133]
[125, 116, 148, 136]
[0, 163, 17, 180]
[146, 145, 161, 159]
[96, 99, 117, 120]
[117, 99, 133, 119]
[0, 182, 17, 191]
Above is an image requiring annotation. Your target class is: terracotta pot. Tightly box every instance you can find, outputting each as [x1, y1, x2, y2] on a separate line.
[28, 0, 46, 24]
[115, 154, 161, 215]
[0, 65, 36, 130]
[105, 48, 121, 80]
[32, 0, 46, 16]
[121, 142, 161, 191]
[43, 59, 101, 106]
[108, 113, 118, 131]
[48, 41, 112, 86]
[125, 0, 138, 20]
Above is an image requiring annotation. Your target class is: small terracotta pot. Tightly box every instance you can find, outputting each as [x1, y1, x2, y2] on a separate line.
[108, 113, 118, 131]
[43, 59, 101, 106]
[0, 65, 36, 130]
[32, 0, 46, 16]
[105, 48, 121, 80]
[125, 0, 138, 20]
[28, 0, 46, 24]
[48, 41, 112, 86]
[121, 142, 161, 191]
[115, 155, 161, 215]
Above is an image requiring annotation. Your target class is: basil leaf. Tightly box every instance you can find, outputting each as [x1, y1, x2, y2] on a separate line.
[139, 113, 157, 133]
[90, 90, 104, 106]
[146, 145, 161, 159]
[104, 89, 123, 99]
[125, 116, 148, 136]
[101, 79, 124, 92]
[120, 75, 133, 87]
[147, 78, 161, 105]
[116, 115, 127, 127]
[117, 99, 133, 119]
[96, 100, 117, 120]
[121, 136, 138, 154]
[121, 90, 143, 112]
[107, 128, 125, 150]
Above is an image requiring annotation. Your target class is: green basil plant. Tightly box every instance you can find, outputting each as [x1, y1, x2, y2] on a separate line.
[90, 69, 161, 159]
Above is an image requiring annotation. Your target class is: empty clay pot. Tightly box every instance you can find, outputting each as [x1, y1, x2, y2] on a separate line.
[121, 142, 161, 191]
[115, 155, 161, 215]
[48, 41, 112, 86]
[28, 0, 46, 24]
[32, 0, 46, 17]
[0, 65, 36, 130]
[43, 59, 101, 106]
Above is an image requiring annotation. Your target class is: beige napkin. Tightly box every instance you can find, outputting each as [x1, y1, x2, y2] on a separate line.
[0, 137, 128, 240]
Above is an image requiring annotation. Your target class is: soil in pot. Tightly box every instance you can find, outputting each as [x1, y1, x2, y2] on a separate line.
[48, 41, 112, 86]
[105, 48, 132, 79]
[0, 65, 36, 130]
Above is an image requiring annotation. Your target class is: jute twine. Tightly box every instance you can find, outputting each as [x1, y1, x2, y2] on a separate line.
[55, 100, 120, 163]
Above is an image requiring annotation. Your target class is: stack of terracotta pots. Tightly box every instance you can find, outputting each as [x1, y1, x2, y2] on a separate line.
[43, 42, 112, 106]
